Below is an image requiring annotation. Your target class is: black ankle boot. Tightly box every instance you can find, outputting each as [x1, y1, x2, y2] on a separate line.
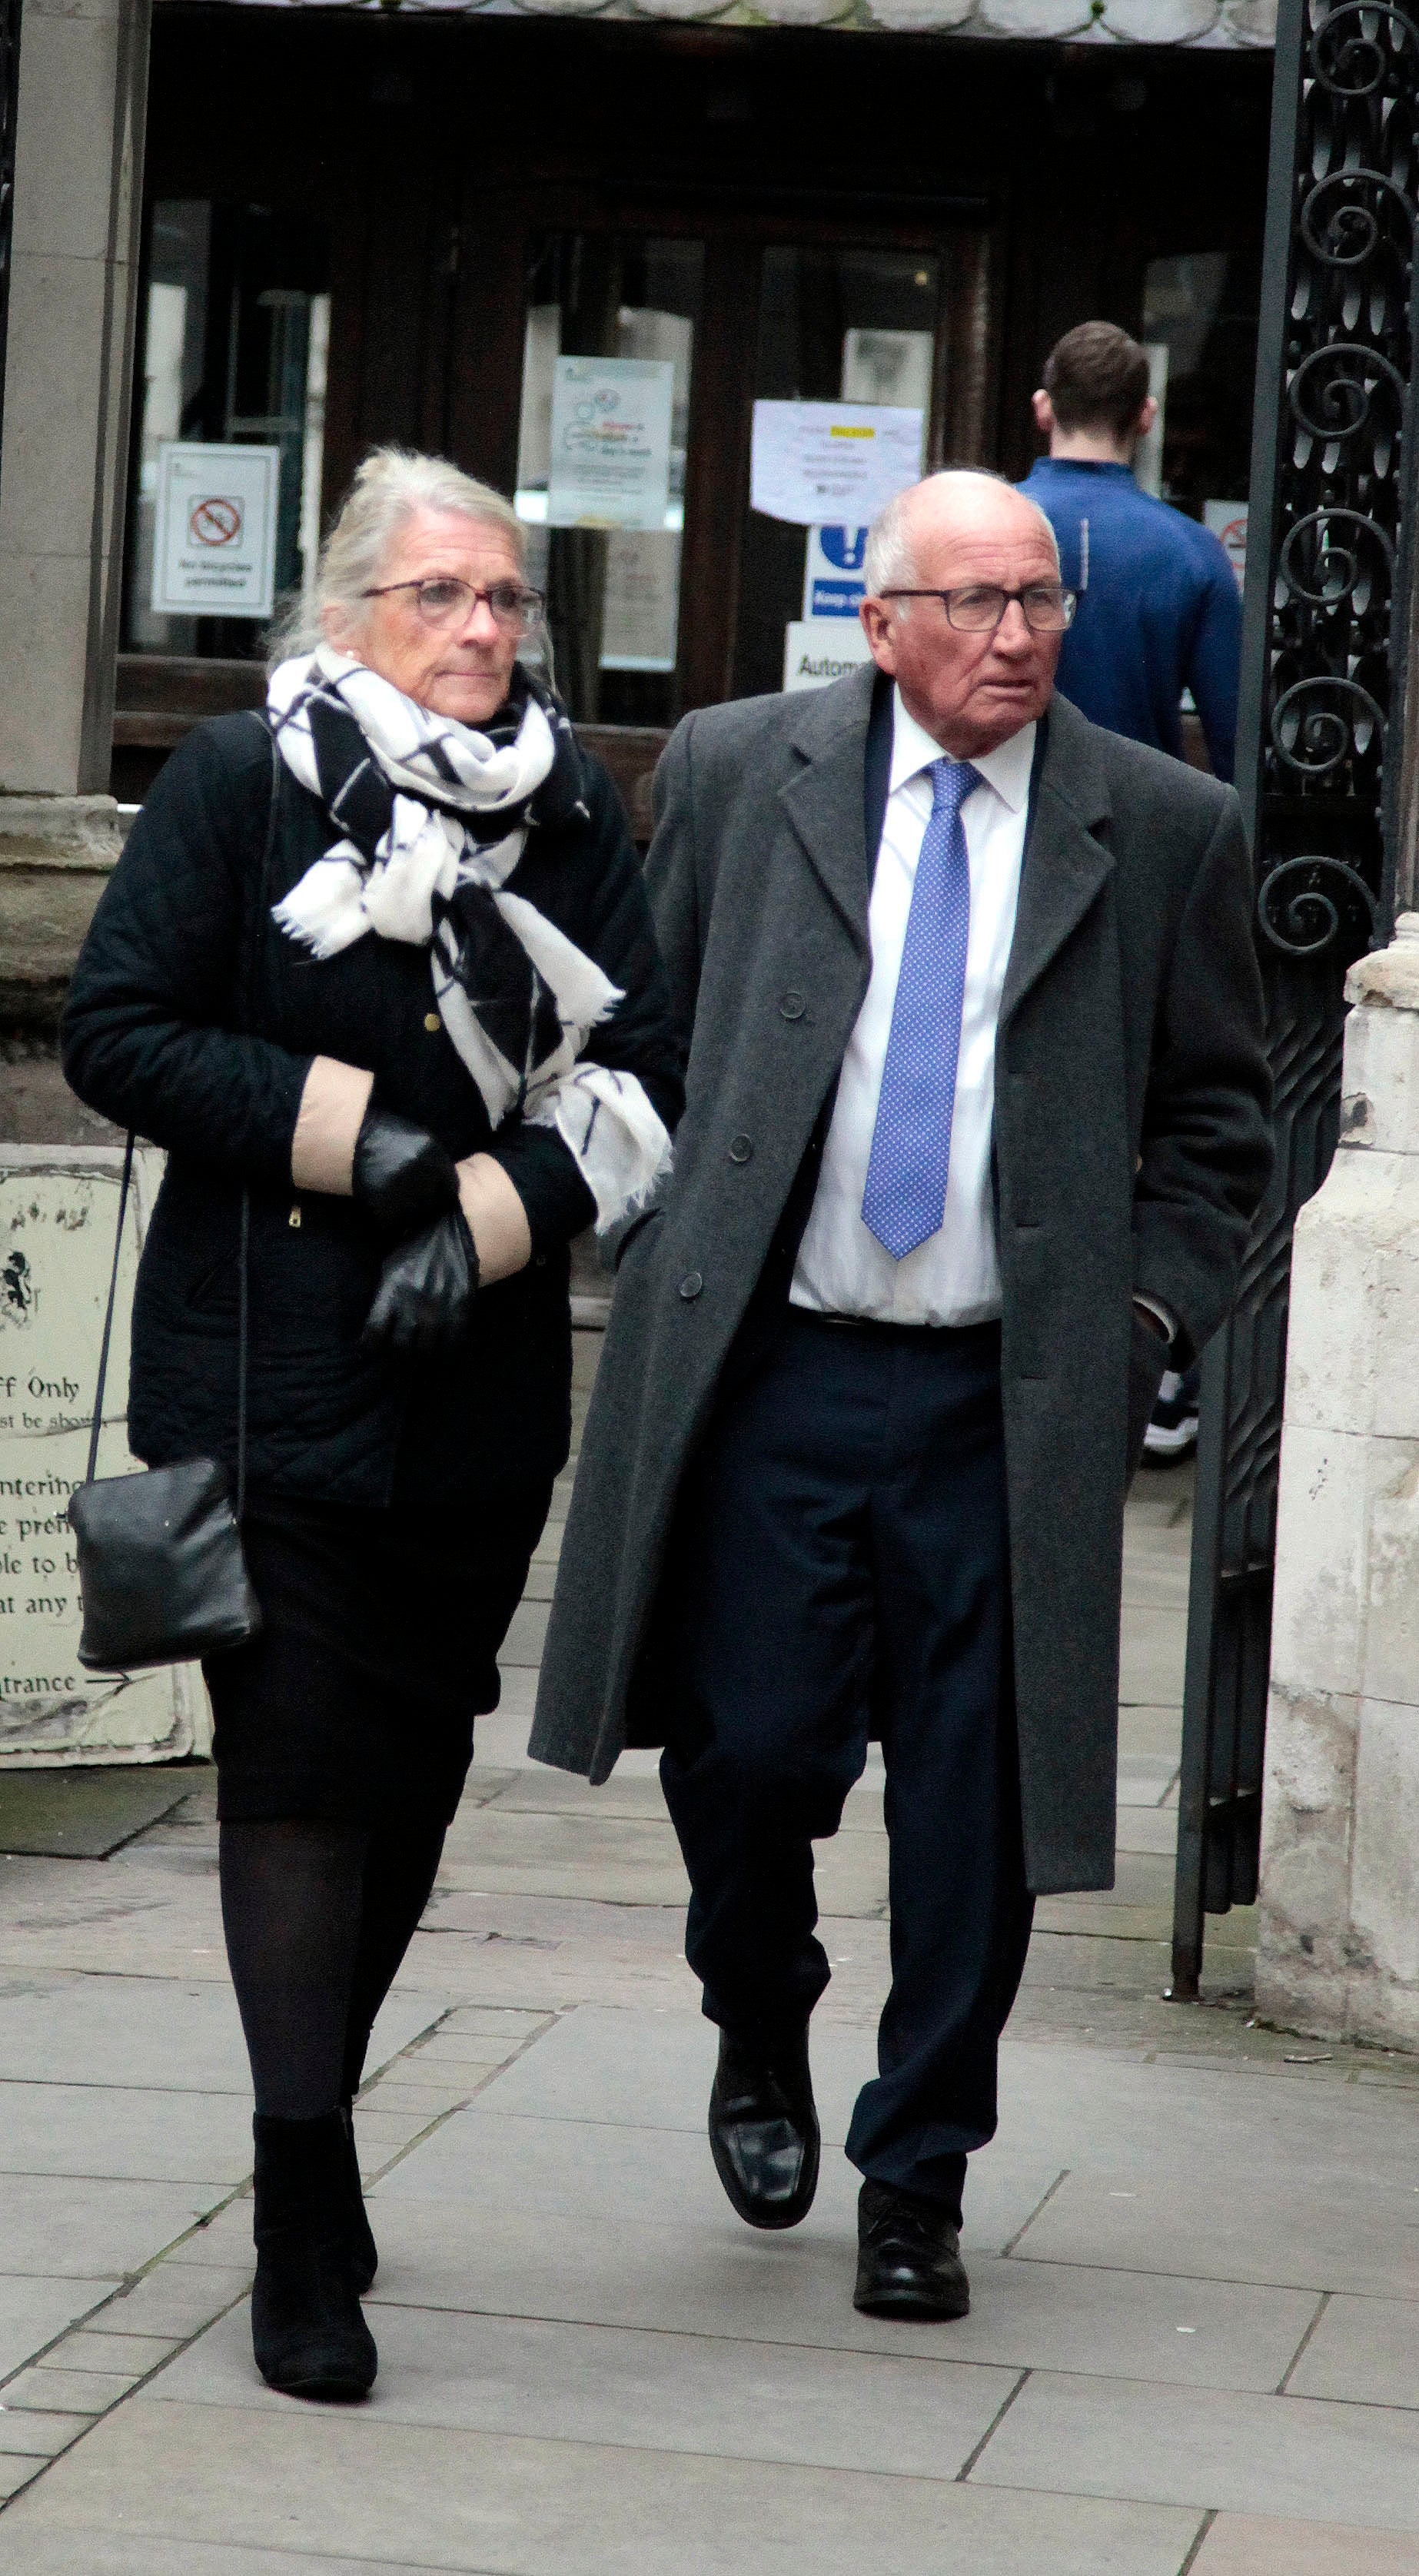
[251, 2112, 378, 2401]
[338, 2101, 379, 2295]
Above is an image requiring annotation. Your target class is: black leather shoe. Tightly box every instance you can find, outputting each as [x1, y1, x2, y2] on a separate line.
[338, 2099, 378, 2295]
[708, 2029, 819, 2230]
[854, 2179, 970, 2320]
[251, 2113, 378, 2401]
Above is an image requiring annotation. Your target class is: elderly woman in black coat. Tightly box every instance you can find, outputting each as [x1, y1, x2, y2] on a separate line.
[62, 447, 682, 2403]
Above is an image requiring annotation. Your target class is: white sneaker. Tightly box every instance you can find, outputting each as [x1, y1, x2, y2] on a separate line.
[1143, 1368, 1199, 1460]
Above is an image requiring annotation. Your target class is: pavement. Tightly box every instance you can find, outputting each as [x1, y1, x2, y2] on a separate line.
[0, 1329, 1413, 2572]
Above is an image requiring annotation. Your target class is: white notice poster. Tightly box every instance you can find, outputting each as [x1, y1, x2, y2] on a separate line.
[548, 357, 675, 533]
[783, 619, 873, 693]
[752, 402, 924, 528]
[151, 442, 281, 618]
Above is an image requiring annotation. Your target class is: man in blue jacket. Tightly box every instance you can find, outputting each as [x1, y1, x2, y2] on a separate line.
[1022, 320, 1245, 1457]
[1020, 320, 1242, 783]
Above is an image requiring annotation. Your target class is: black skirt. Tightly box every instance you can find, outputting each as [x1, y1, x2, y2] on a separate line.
[204, 1487, 551, 1828]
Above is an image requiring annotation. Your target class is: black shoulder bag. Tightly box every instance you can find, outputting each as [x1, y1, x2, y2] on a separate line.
[68, 726, 278, 1672]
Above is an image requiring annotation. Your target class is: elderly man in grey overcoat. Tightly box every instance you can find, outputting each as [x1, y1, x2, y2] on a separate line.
[530, 470, 1271, 2321]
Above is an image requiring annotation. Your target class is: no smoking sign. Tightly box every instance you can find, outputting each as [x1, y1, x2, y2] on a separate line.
[152, 441, 281, 618]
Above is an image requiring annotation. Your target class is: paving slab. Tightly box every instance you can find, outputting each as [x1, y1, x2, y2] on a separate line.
[1117, 1754, 1181, 1807]
[1117, 1707, 1185, 1760]
[0, 2401, 1205, 2576]
[0, 1973, 436, 2094]
[366, 2154, 1065, 2318]
[158, 2302, 1021, 2478]
[440, 2004, 840, 2136]
[0, 2083, 251, 2187]
[0, 1773, 191, 1861]
[1011, 2165, 1419, 2296]
[971, 2367, 1419, 2529]
[0, 2415, 91, 2461]
[354, 2189, 1318, 2394]
[498, 1600, 550, 1667]
[2, 2367, 138, 2415]
[1116, 1808, 1182, 1857]
[1287, 2292, 1419, 2405]
[1193, 2514, 1419, 2574]
[1118, 1609, 1188, 1707]
[470, 1767, 886, 1836]
[0, 2278, 118, 2381]
[76, 2266, 250, 2343]
[1119, 1561, 1192, 1610]
[0, 2177, 222, 2282]
[372, 2086, 1061, 2230]
[0, 2545, 425, 2576]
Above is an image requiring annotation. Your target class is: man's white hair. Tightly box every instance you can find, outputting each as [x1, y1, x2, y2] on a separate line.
[863, 470, 1060, 600]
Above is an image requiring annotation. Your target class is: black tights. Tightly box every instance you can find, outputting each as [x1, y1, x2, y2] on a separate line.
[219, 1815, 447, 2119]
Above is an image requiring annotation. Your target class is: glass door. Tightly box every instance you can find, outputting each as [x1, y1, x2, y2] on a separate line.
[124, 200, 331, 658]
[733, 245, 942, 700]
[514, 234, 704, 726]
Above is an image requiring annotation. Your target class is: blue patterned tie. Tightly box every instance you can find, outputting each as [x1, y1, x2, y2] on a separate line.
[861, 756, 979, 1260]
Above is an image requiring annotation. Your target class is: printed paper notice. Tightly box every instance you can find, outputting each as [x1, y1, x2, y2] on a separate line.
[151, 442, 281, 618]
[752, 402, 924, 528]
[548, 357, 674, 533]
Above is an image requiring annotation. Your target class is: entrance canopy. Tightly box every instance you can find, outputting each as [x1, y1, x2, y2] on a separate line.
[178, 0, 1275, 38]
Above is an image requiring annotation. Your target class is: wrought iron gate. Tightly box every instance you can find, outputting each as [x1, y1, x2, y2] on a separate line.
[1171, 0, 1419, 1995]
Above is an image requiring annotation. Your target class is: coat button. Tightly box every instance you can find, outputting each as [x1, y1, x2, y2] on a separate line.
[728, 1135, 753, 1164]
[679, 1271, 703, 1300]
[424, 1012, 440, 1033]
[779, 990, 806, 1021]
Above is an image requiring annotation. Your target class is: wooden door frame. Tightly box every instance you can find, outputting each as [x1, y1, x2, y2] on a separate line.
[443, 184, 1000, 716]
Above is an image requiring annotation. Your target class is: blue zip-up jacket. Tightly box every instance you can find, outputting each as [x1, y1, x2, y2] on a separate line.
[1019, 457, 1242, 783]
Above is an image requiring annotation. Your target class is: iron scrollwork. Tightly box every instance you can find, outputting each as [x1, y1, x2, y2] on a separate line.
[1173, 0, 1417, 1994]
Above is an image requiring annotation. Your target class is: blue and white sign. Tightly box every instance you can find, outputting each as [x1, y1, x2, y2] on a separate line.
[803, 525, 869, 621]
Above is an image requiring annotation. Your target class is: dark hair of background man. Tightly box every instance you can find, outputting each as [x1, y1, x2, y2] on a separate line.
[1042, 322, 1151, 441]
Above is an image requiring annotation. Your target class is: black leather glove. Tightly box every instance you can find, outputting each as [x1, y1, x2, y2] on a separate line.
[351, 1102, 459, 1237]
[362, 1208, 480, 1354]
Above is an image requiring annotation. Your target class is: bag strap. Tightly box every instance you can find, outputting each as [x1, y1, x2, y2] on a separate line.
[87, 723, 282, 1504]
[231, 724, 281, 1523]
[86, 1131, 136, 1487]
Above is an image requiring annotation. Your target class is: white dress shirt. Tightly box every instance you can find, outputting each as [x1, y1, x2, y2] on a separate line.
[790, 689, 1034, 1328]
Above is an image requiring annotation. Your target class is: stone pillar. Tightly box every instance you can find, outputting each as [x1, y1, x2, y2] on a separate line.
[0, 0, 149, 797]
[1257, 915, 1419, 2044]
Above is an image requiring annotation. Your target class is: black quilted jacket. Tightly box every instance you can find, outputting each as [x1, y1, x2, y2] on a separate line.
[61, 712, 683, 1507]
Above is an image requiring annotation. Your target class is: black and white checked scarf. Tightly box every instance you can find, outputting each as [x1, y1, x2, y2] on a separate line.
[268, 645, 670, 1229]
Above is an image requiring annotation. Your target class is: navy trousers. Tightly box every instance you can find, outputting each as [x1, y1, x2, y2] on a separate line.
[659, 1308, 1034, 2217]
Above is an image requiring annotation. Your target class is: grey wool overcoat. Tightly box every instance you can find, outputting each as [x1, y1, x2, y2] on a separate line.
[529, 669, 1272, 1893]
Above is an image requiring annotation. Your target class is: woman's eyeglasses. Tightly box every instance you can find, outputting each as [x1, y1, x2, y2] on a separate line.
[362, 577, 547, 635]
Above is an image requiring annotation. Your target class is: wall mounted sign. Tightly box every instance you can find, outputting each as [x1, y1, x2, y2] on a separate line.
[0, 1152, 205, 1767]
[803, 525, 870, 620]
[752, 401, 924, 527]
[151, 441, 281, 619]
[547, 357, 675, 533]
[1205, 500, 1248, 590]
[783, 618, 874, 693]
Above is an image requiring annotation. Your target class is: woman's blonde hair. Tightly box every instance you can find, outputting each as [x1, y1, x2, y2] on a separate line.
[268, 447, 526, 667]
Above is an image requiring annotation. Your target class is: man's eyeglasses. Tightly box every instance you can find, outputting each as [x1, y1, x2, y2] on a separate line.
[879, 583, 1078, 634]
[362, 577, 547, 635]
